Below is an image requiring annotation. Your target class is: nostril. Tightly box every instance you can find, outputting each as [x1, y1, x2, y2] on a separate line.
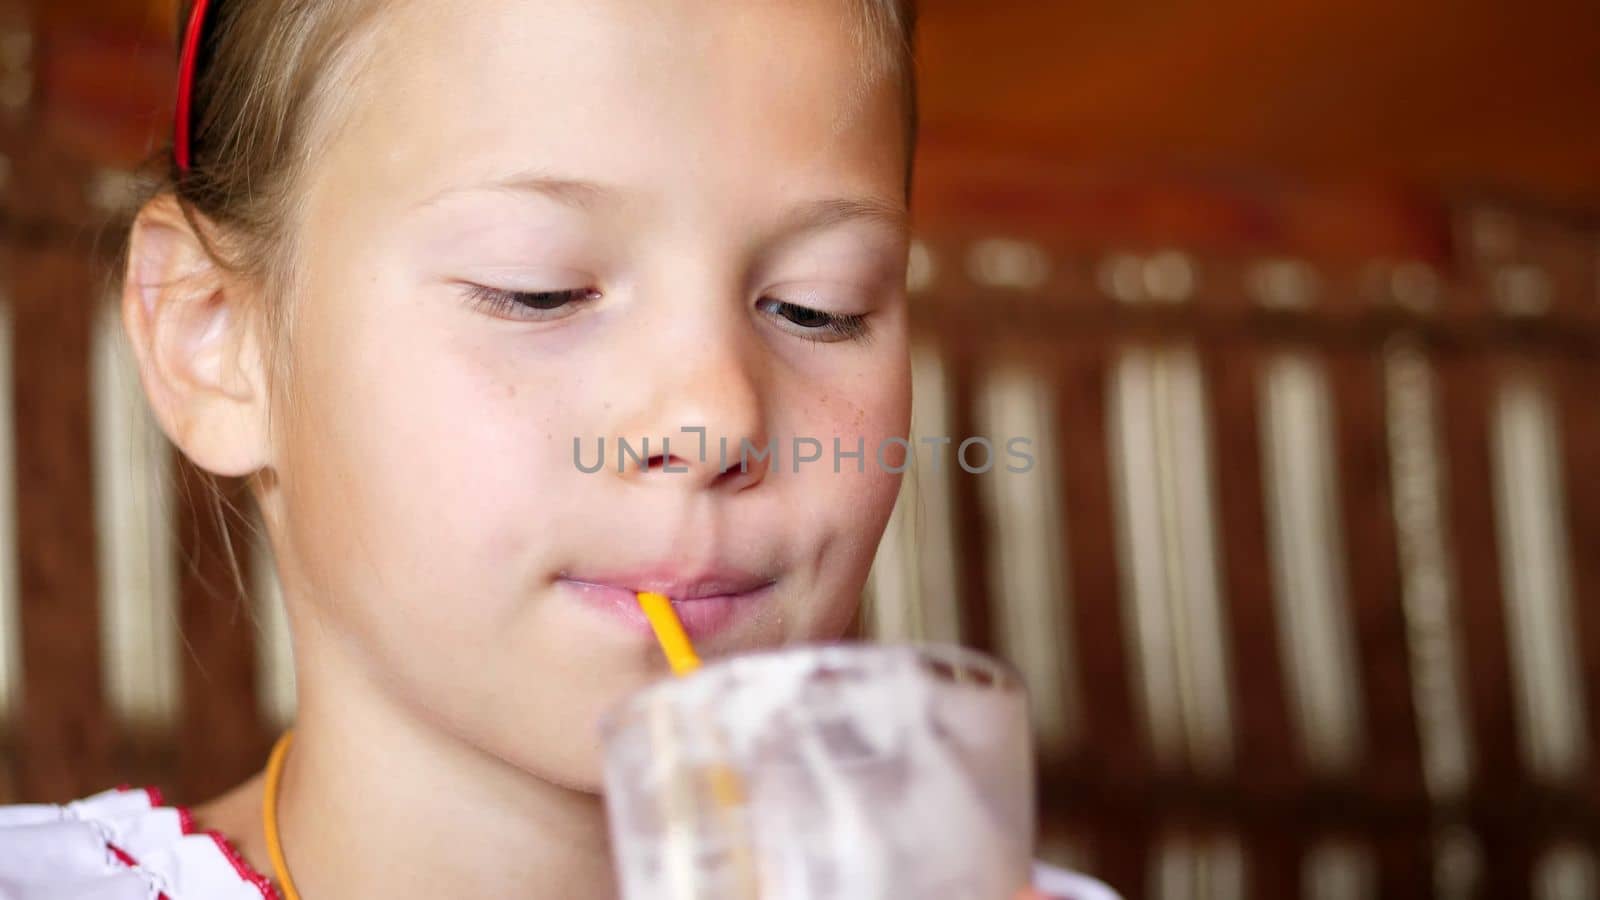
[711, 464, 752, 488]
[645, 452, 689, 473]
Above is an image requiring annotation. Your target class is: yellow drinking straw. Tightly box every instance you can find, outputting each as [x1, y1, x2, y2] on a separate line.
[636, 591, 702, 675]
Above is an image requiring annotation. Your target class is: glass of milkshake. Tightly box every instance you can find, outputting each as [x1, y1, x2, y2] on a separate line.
[601, 642, 1035, 899]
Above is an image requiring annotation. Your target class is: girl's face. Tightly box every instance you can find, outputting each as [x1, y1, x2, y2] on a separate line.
[265, 0, 911, 789]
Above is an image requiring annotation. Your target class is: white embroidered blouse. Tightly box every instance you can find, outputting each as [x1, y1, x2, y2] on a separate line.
[0, 786, 1120, 899]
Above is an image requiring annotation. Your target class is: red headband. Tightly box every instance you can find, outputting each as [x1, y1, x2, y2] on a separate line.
[173, 0, 216, 172]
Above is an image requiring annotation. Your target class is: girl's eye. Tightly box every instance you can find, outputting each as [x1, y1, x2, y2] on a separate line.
[464, 284, 600, 321]
[760, 298, 870, 343]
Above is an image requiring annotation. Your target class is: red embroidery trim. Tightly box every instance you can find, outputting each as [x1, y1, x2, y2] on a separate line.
[115, 785, 280, 899]
[108, 841, 175, 900]
[207, 830, 281, 900]
[108, 843, 139, 868]
[175, 804, 200, 835]
[174, 0, 216, 171]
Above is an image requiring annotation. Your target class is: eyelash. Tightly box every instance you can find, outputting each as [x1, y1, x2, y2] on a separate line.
[759, 299, 870, 343]
[465, 284, 600, 320]
[463, 285, 870, 343]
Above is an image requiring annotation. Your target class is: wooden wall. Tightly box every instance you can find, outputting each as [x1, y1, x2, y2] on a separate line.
[864, 202, 1600, 897]
[0, 1, 1597, 898]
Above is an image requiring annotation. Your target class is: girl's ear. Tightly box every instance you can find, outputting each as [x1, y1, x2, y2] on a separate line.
[121, 194, 272, 477]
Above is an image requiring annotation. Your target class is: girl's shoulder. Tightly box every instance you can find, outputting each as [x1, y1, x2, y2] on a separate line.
[1033, 860, 1124, 900]
[0, 785, 278, 900]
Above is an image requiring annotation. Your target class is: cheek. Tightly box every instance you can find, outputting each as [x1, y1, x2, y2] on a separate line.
[272, 276, 576, 618]
[770, 336, 911, 631]
[775, 307, 912, 442]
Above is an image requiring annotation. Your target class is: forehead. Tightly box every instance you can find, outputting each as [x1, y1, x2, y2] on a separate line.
[312, 0, 907, 217]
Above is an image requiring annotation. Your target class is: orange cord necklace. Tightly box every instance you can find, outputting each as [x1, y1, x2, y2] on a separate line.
[262, 730, 301, 900]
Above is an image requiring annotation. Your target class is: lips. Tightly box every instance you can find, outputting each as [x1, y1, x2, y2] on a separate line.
[557, 566, 778, 639]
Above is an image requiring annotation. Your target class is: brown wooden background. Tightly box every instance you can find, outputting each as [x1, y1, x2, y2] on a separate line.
[888, 208, 1600, 898]
[0, 1, 1597, 898]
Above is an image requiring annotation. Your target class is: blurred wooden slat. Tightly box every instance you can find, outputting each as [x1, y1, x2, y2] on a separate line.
[1260, 349, 1367, 778]
[990, 326, 1158, 876]
[1322, 347, 1432, 895]
[975, 356, 1079, 754]
[1207, 340, 1311, 898]
[1149, 830, 1247, 899]
[1106, 341, 1237, 777]
[1383, 341, 1476, 802]
[1556, 356, 1600, 802]
[1305, 836, 1380, 900]
[941, 340, 998, 655]
[1490, 367, 1588, 783]
[89, 292, 180, 791]
[1437, 349, 1535, 900]
[1532, 843, 1600, 900]
[0, 299, 18, 745]
[1206, 345, 1302, 784]
[1053, 339, 1145, 782]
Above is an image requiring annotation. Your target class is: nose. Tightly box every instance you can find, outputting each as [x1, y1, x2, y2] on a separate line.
[608, 324, 772, 492]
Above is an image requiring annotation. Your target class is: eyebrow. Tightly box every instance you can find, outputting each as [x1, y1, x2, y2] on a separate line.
[421, 173, 907, 234]
[415, 173, 620, 211]
[778, 195, 908, 236]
